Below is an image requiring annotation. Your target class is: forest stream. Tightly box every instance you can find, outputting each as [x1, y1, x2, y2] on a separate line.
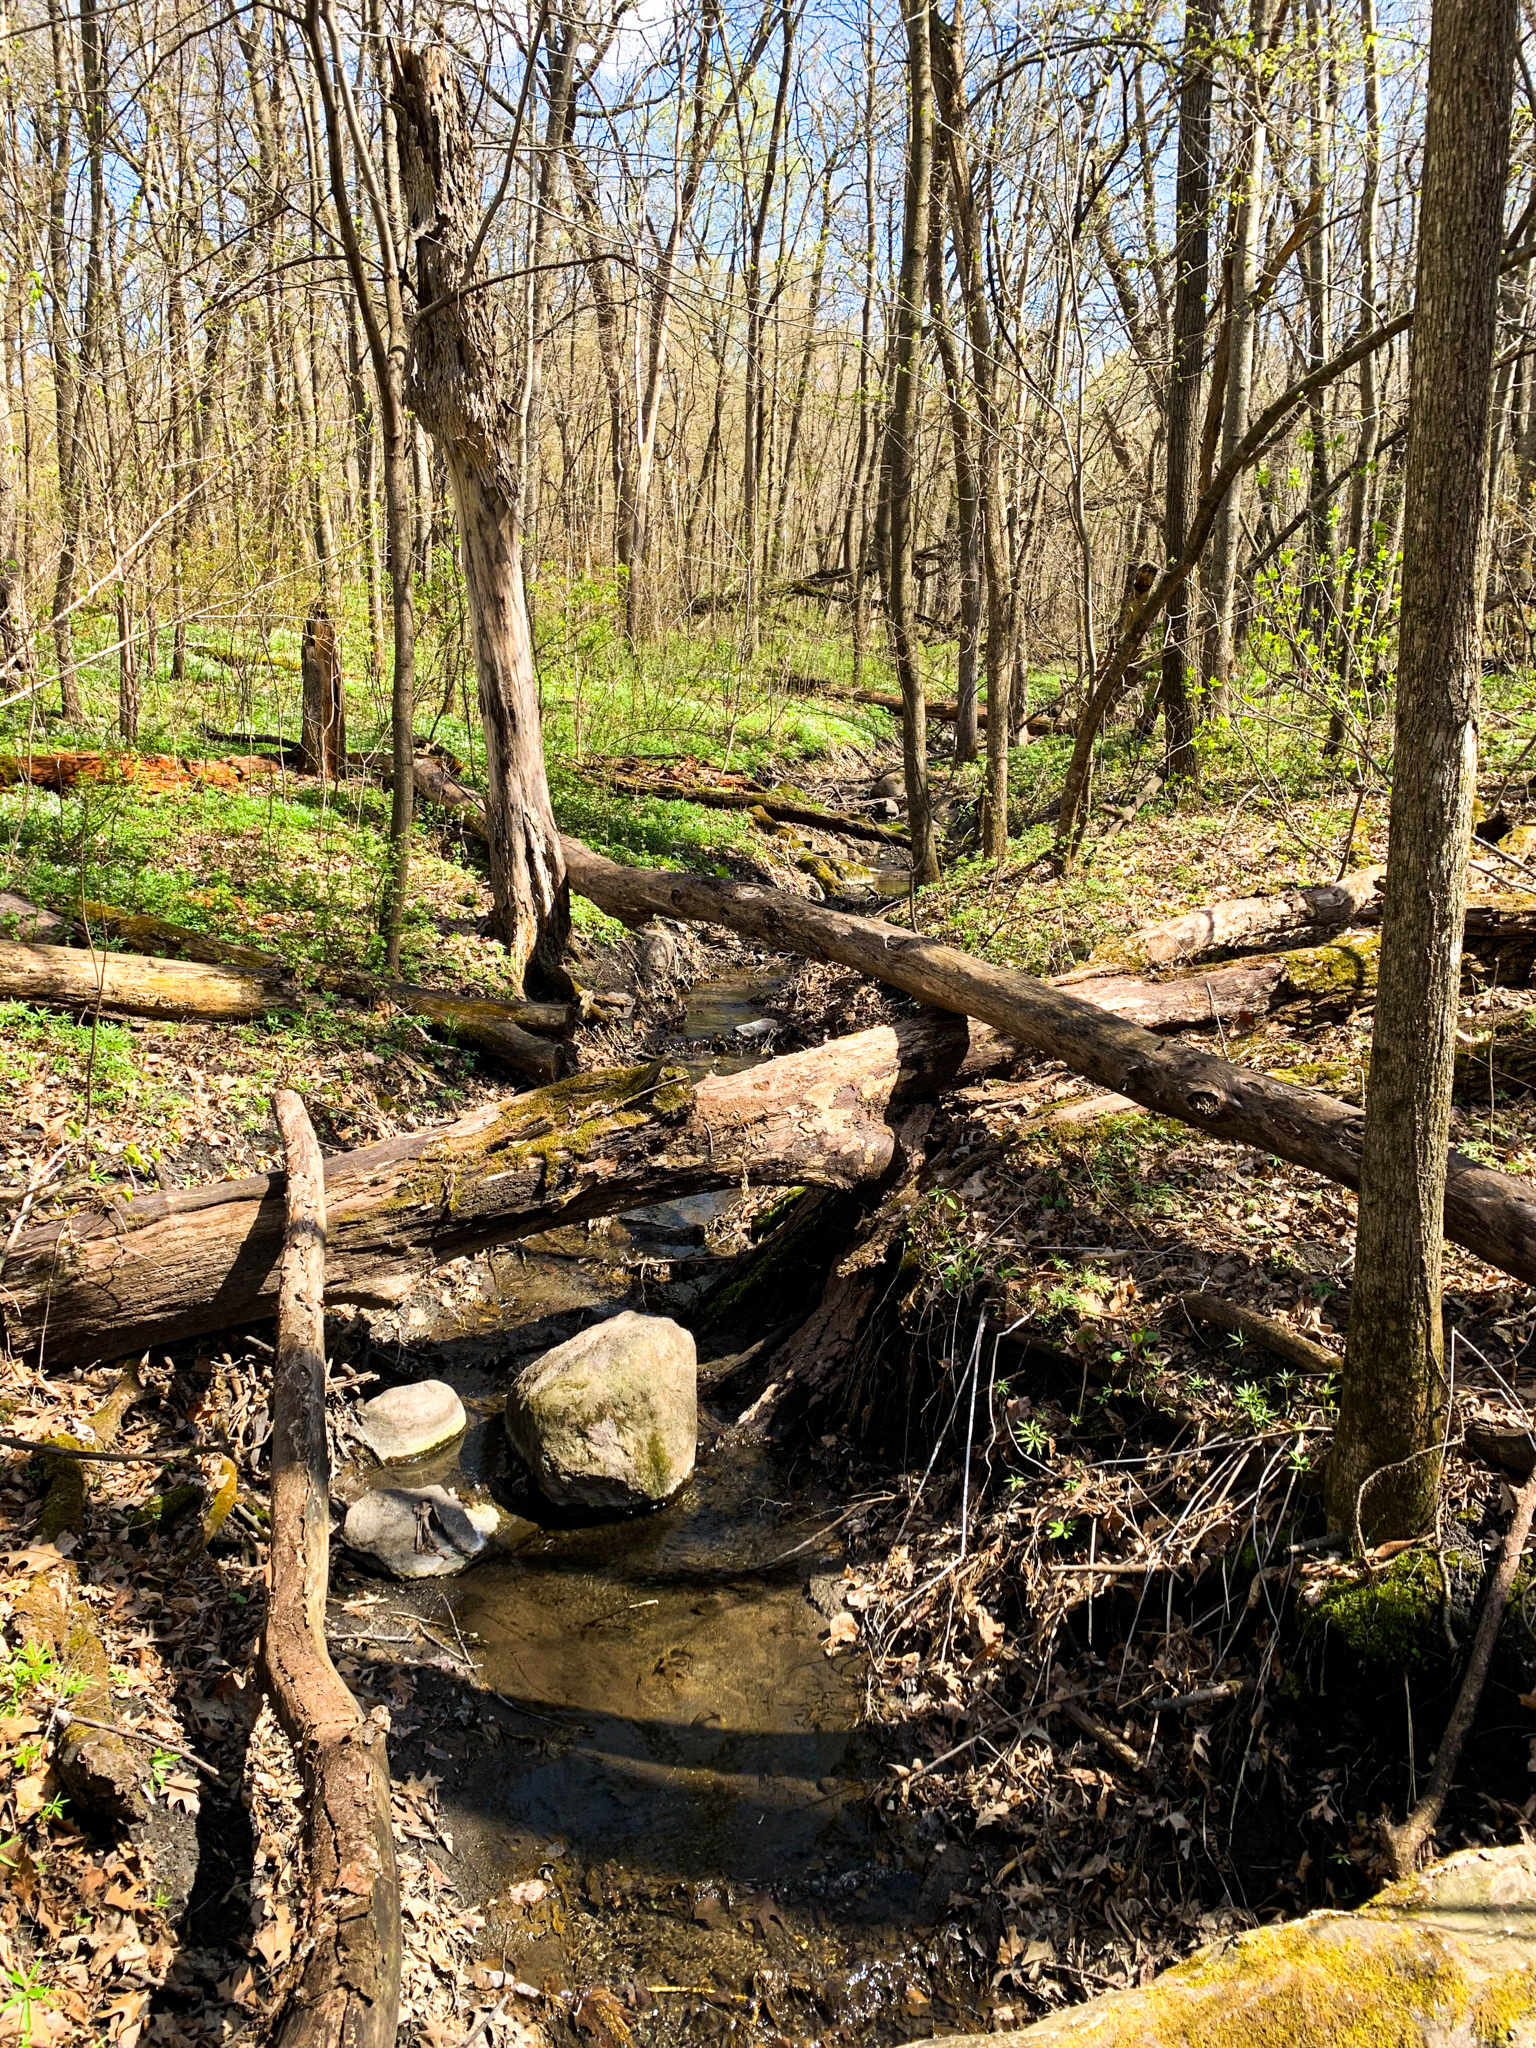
[327, 976, 992, 2048]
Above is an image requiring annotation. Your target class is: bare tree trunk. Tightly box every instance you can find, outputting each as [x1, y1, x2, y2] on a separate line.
[1161, 0, 1214, 783]
[299, 0, 416, 973]
[1202, 0, 1270, 712]
[394, 45, 569, 993]
[116, 583, 137, 743]
[880, 0, 940, 885]
[1326, 0, 1516, 1544]
[933, 4, 1011, 845]
[739, 0, 795, 658]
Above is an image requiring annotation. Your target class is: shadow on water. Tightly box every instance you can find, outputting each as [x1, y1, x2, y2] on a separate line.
[333, 1031, 992, 2042]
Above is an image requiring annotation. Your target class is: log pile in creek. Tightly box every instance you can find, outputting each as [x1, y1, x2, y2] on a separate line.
[559, 839, 1536, 1287]
[0, 1010, 999, 1369]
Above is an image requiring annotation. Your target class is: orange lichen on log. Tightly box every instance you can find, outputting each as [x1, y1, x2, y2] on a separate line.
[0, 752, 270, 795]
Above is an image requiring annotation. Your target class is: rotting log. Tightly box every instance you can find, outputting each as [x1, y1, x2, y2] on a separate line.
[1052, 931, 1385, 1028]
[930, 1847, 1536, 2048]
[593, 771, 910, 848]
[560, 840, 1536, 1287]
[0, 938, 298, 1022]
[406, 751, 490, 838]
[1099, 867, 1385, 968]
[0, 750, 251, 795]
[261, 1090, 400, 2048]
[77, 900, 576, 1079]
[0, 1011, 990, 1369]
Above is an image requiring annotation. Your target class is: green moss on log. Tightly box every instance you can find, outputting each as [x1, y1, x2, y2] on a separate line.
[1282, 932, 1380, 1003]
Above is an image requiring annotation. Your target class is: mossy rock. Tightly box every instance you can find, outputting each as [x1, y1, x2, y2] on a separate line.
[934, 1844, 1536, 2046]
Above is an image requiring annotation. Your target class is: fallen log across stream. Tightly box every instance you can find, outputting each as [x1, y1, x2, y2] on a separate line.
[0, 1011, 986, 1369]
[560, 840, 1536, 1286]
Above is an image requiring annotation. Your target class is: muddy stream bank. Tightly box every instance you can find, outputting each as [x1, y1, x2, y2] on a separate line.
[328, 976, 992, 2048]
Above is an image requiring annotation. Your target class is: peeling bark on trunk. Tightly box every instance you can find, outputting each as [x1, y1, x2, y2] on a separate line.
[299, 605, 345, 782]
[392, 45, 567, 994]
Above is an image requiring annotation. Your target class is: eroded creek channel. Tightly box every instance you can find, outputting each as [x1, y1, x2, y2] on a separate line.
[328, 978, 990, 2047]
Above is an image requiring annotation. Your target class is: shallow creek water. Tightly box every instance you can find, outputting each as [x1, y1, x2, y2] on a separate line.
[331, 980, 992, 2046]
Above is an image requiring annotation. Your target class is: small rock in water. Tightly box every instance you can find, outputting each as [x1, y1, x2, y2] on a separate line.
[356, 1379, 466, 1463]
[343, 1484, 497, 1578]
[733, 1017, 776, 1041]
[807, 1573, 850, 1620]
[505, 1309, 697, 1512]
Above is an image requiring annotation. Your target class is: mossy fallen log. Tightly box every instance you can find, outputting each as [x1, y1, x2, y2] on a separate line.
[0, 1010, 994, 1369]
[38, 1357, 146, 1540]
[560, 840, 1536, 1288]
[1099, 869, 1536, 977]
[77, 900, 575, 1081]
[932, 1847, 1536, 2046]
[1097, 869, 1386, 969]
[1054, 931, 1385, 1028]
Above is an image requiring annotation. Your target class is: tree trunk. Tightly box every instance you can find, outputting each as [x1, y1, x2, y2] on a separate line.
[116, 584, 138, 745]
[1, 1012, 979, 1368]
[933, 3, 1012, 847]
[298, 0, 416, 977]
[880, 0, 940, 885]
[560, 840, 1536, 1290]
[1202, 0, 1270, 710]
[1326, 0, 1517, 1544]
[392, 45, 569, 995]
[262, 1091, 401, 2048]
[1161, 0, 1215, 782]
[299, 604, 345, 782]
[739, 1, 795, 659]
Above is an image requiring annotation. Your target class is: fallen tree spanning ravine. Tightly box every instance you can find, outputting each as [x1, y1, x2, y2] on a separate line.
[0, 1011, 982, 1369]
[559, 839, 1536, 1287]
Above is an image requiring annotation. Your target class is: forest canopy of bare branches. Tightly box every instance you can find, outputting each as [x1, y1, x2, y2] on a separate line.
[0, 0, 1474, 762]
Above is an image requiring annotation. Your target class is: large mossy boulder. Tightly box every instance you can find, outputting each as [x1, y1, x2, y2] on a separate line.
[933, 1846, 1536, 2046]
[504, 1310, 697, 1512]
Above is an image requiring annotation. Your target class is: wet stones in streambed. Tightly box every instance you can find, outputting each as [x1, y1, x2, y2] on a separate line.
[504, 1309, 697, 1511]
[355, 1378, 466, 1463]
[343, 1484, 498, 1578]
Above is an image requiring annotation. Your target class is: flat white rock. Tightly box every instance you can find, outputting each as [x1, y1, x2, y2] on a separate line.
[356, 1379, 466, 1463]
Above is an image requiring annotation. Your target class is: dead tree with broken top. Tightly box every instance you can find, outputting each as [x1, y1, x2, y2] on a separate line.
[392, 44, 569, 995]
[299, 604, 345, 781]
